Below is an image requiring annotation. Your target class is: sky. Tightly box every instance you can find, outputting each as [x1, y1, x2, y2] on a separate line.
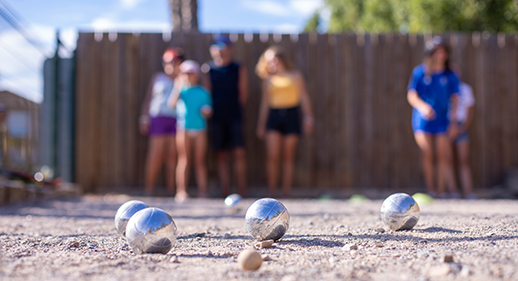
[0, 0, 327, 103]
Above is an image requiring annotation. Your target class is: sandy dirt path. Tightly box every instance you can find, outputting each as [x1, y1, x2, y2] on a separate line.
[0, 195, 517, 280]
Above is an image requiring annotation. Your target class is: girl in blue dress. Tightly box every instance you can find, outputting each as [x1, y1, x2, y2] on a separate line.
[407, 36, 460, 198]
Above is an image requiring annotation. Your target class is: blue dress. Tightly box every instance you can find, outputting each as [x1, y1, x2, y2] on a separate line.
[407, 64, 459, 134]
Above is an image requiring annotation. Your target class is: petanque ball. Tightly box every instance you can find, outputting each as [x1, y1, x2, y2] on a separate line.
[114, 200, 148, 236]
[125, 208, 177, 254]
[380, 193, 420, 231]
[245, 198, 289, 241]
[224, 193, 242, 209]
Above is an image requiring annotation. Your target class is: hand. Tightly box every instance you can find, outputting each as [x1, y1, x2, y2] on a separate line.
[256, 126, 266, 140]
[303, 116, 314, 135]
[448, 123, 460, 139]
[419, 104, 436, 120]
[200, 105, 212, 118]
[139, 115, 150, 136]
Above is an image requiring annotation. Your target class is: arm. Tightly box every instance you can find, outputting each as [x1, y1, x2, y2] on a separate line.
[448, 94, 459, 138]
[201, 65, 212, 93]
[407, 89, 435, 120]
[296, 72, 314, 134]
[238, 65, 249, 106]
[462, 106, 474, 131]
[256, 78, 270, 140]
[167, 82, 181, 109]
[139, 73, 157, 135]
[201, 90, 213, 119]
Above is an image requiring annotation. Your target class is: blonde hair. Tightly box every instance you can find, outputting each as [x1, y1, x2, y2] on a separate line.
[255, 46, 294, 79]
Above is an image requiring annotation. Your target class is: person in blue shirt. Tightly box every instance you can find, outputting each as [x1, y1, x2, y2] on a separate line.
[407, 36, 460, 198]
[168, 60, 212, 201]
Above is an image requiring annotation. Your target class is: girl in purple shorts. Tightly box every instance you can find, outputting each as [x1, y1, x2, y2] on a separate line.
[407, 37, 460, 198]
[139, 48, 184, 196]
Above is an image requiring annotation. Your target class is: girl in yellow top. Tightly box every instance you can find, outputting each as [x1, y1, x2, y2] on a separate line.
[256, 46, 314, 197]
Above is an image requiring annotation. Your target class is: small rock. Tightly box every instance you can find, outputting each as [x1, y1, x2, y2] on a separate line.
[392, 253, 400, 258]
[329, 257, 337, 263]
[350, 250, 358, 258]
[262, 255, 273, 261]
[224, 233, 232, 239]
[255, 240, 274, 248]
[375, 244, 384, 248]
[170, 255, 180, 263]
[375, 228, 385, 233]
[346, 243, 358, 250]
[67, 241, 80, 248]
[443, 254, 454, 263]
[207, 250, 213, 256]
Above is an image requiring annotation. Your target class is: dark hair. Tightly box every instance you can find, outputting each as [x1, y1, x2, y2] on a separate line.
[424, 36, 451, 73]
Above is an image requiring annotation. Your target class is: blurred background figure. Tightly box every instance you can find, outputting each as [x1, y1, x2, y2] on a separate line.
[140, 48, 184, 196]
[451, 67, 476, 199]
[407, 36, 460, 199]
[202, 36, 248, 197]
[169, 60, 212, 201]
[255, 46, 314, 198]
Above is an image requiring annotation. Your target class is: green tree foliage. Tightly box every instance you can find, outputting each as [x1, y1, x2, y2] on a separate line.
[323, 0, 518, 33]
[303, 11, 321, 32]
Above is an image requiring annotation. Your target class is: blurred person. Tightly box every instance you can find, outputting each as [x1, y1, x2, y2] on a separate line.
[450, 67, 476, 199]
[168, 60, 212, 201]
[407, 36, 460, 199]
[140, 48, 184, 196]
[202, 36, 248, 197]
[255, 46, 314, 197]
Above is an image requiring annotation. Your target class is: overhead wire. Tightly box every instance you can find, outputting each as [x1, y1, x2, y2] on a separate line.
[0, 0, 53, 56]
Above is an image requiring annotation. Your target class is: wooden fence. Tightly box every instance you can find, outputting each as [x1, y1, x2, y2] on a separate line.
[75, 32, 518, 193]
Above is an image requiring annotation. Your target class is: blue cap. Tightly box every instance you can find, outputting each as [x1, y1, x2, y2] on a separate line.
[211, 35, 232, 49]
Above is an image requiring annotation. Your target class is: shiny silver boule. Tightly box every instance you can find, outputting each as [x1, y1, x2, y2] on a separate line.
[125, 208, 177, 254]
[224, 193, 242, 209]
[114, 200, 148, 236]
[245, 198, 290, 241]
[380, 193, 420, 231]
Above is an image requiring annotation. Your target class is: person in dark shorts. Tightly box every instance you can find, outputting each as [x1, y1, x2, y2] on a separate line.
[255, 46, 314, 197]
[140, 48, 184, 196]
[202, 36, 248, 197]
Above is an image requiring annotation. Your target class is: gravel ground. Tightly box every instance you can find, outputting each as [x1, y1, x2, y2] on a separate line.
[0, 194, 517, 281]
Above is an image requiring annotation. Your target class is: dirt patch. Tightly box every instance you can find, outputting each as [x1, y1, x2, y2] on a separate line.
[0, 195, 517, 280]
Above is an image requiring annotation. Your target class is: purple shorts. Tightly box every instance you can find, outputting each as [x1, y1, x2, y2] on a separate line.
[149, 116, 177, 136]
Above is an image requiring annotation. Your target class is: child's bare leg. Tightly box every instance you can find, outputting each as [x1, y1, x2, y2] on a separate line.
[175, 130, 190, 200]
[414, 132, 435, 195]
[165, 136, 177, 195]
[436, 134, 458, 196]
[145, 136, 166, 195]
[281, 135, 298, 197]
[194, 131, 208, 197]
[456, 141, 474, 196]
[266, 132, 282, 197]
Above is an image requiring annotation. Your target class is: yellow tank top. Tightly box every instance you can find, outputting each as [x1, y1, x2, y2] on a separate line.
[268, 74, 300, 108]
